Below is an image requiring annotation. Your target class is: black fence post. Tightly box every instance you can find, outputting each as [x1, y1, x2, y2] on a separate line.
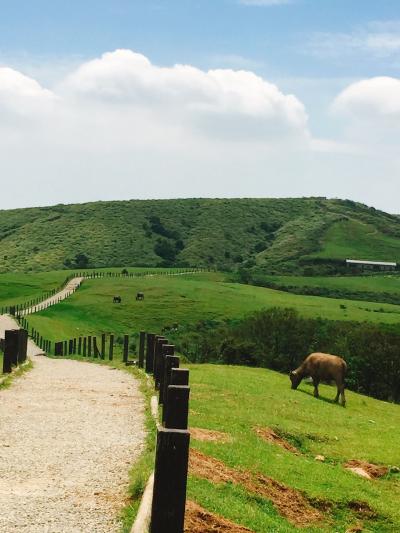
[73, 338, 77, 354]
[150, 428, 190, 533]
[154, 337, 167, 389]
[93, 337, 99, 358]
[83, 337, 87, 357]
[123, 334, 129, 364]
[162, 355, 180, 423]
[171, 368, 189, 387]
[101, 333, 106, 360]
[88, 336, 92, 357]
[109, 334, 114, 361]
[69, 339, 73, 355]
[145, 333, 155, 373]
[165, 385, 190, 430]
[138, 331, 145, 368]
[159, 345, 175, 405]
[3, 330, 18, 373]
[17, 329, 28, 364]
[78, 337, 82, 355]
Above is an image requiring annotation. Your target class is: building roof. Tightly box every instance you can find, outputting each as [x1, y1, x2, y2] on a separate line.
[346, 259, 397, 267]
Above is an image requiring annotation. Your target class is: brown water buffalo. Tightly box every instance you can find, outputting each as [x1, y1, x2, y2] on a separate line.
[290, 352, 347, 406]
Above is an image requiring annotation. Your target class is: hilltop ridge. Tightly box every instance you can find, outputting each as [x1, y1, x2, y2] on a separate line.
[1, 197, 400, 273]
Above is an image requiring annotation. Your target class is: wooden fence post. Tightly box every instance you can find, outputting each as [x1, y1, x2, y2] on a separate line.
[73, 338, 77, 354]
[171, 368, 189, 386]
[83, 337, 87, 357]
[138, 331, 145, 368]
[78, 337, 82, 355]
[165, 385, 190, 430]
[88, 336, 92, 357]
[123, 335, 129, 364]
[150, 428, 190, 533]
[69, 339, 73, 355]
[3, 330, 18, 373]
[159, 345, 175, 405]
[146, 333, 155, 373]
[109, 334, 114, 360]
[101, 333, 106, 360]
[162, 356, 180, 423]
[17, 329, 28, 364]
[154, 337, 167, 389]
[93, 337, 99, 358]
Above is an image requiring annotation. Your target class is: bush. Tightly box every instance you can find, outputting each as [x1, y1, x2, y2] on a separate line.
[174, 308, 400, 403]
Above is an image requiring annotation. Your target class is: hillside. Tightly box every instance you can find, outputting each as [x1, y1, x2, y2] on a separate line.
[1, 198, 400, 273]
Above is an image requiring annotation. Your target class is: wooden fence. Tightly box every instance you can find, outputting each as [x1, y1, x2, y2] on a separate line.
[52, 329, 191, 532]
[4, 318, 191, 531]
[141, 331, 190, 533]
[1, 328, 28, 375]
[0, 268, 206, 317]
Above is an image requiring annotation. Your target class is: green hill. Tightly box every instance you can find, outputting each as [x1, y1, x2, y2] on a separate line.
[1, 197, 399, 273]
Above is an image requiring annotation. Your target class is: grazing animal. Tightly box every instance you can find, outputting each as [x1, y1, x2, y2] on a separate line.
[136, 292, 144, 301]
[113, 296, 122, 303]
[290, 352, 347, 406]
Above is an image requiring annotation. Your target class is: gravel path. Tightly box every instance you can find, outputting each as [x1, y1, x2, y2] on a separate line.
[22, 277, 84, 316]
[0, 316, 146, 533]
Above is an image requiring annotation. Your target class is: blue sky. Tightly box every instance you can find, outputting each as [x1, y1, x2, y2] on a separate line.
[0, 1, 399, 211]
[2, 0, 399, 76]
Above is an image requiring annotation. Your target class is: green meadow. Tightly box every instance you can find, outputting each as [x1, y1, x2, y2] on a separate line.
[0, 267, 185, 308]
[26, 272, 400, 345]
[186, 364, 400, 532]
[263, 274, 400, 295]
[307, 219, 400, 262]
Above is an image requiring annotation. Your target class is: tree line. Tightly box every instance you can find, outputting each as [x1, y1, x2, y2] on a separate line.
[173, 308, 400, 403]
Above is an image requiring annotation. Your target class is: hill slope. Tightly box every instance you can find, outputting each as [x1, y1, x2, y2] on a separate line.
[1, 197, 400, 273]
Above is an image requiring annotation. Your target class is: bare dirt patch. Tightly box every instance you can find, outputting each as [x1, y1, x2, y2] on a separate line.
[189, 449, 324, 527]
[191, 427, 231, 443]
[348, 501, 377, 519]
[345, 460, 388, 480]
[254, 427, 300, 455]
[184, 501, 254, 532]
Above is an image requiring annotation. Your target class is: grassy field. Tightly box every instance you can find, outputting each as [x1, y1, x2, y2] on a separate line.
[308, 219, 400, 262]
[0, 267, 186, 308]
[24, 273, 400, 347]
[262, 274, 400, 295]
[185, 364, 400, 532]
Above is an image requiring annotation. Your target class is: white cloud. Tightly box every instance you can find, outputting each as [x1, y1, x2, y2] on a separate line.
[305, 20, 400, 59]
[333, 77, 400, 120]
[0, 67, 56, 116]
[61, 49, 308, 141]
[0, 50, 399, 213]
[330, 77, 400, 152]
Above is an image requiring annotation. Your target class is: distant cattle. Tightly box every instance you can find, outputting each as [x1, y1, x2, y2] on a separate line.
[136, 292, 144, 301]
[113, 296, 122, 303]
[290, 352, 347, 406]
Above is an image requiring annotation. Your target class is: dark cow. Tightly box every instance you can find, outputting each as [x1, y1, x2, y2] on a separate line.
[113, 296, 122, 303]
[136, 292, 144, 301]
